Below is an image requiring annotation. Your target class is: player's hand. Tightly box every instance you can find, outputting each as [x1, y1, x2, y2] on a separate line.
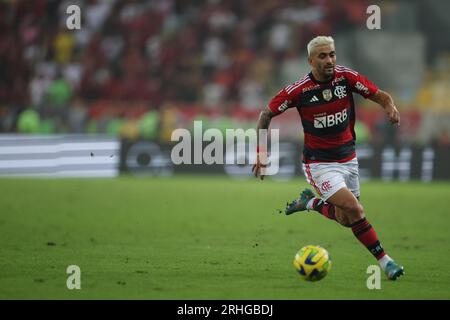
[385, 104, 400, 126]
[252, 153, 267, 180]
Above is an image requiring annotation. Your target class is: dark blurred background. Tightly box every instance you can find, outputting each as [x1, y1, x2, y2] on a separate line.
[0, 0, 449, 146]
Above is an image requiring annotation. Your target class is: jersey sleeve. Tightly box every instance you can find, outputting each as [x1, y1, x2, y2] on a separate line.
[267, 86, 300, 116]
[344, 69, 378, 98]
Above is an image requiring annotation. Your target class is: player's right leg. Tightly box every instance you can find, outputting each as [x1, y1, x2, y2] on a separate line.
[285, 188, 315, 215]
[285, 189, 338, 221]
[286, 162, 345, 220]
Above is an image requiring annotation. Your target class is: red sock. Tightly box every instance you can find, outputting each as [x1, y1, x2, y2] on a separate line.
[351, 218, 386, 260]
[312, 199, 336, 221]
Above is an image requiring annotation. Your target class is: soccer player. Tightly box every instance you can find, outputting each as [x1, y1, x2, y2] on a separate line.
[252, 36, 404, 280]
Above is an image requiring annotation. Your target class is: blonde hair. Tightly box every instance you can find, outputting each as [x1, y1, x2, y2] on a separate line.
[307, 36, 335, 57]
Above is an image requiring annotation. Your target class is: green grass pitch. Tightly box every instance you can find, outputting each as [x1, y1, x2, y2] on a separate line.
[0, 176, 449, 299]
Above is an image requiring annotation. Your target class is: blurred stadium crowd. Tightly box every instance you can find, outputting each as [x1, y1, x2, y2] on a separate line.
[0, 0, 449, 146]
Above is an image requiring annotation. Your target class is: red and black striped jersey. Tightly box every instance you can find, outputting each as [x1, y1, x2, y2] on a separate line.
[268, 65, 378, 163]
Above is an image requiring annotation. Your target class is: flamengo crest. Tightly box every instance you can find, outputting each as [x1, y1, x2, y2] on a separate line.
[334, 86, 347, 99]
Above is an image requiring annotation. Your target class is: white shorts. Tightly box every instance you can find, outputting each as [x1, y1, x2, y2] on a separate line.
[302, 158, 360, 201]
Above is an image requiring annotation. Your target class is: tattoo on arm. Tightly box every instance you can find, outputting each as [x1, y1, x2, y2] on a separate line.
[257, 108, 274, 130]
[256, 108, 274, 149]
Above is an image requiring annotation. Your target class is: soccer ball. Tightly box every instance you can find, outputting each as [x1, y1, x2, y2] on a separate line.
[293, 245, 332, 281]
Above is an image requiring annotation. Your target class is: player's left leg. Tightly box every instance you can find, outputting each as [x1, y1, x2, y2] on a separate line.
[336, 160, 404, 280]
[328, 188, 404, 280]
[287, 160, 404, 280]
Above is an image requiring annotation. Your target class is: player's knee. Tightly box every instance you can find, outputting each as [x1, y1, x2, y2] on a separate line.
[341, 202, 364, 220]
[349, 204, 365, 225]
[336, 214, 352, 227]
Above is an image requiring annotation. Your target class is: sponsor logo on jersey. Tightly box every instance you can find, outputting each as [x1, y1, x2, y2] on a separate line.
[302, 84, 321, 93]
[278, 100, 291, 112]
[331, 76, 345, 85]
[355, 81, 370, 95]
[334, 85, 347, 99]
[314, 109, 348, 128]
[322, 89, 332, 101]
[309, 95, 319, 103]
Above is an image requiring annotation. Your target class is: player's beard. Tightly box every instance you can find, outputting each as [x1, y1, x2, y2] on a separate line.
[322, 65, 335, 80]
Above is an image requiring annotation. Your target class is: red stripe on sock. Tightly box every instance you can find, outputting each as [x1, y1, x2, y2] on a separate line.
[353, 220, 370, 234]
[312, 198, 320, 209]
[355, 226, 376, 244]
[351, 219, 386, 259]
[312, 200, 336, 221]
[322, 203, 336, 221]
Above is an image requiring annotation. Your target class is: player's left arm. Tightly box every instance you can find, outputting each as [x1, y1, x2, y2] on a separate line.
[345, 67, 401, 126]
[368, 89, 401, 126]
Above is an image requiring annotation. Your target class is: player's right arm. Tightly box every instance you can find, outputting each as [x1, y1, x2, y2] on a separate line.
[257, 107, 275, 132]
[252, 107, 275, 180]
[252, 87, 299, 180]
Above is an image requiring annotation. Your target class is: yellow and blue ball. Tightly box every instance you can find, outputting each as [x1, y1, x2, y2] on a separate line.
[293, 245, 332, 281]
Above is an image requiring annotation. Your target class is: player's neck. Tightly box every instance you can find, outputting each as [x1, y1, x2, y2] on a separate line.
[311, 69, 334, 83]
